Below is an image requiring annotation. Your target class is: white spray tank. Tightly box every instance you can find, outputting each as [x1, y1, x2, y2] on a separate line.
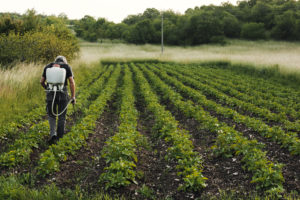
[46, 64, 72, 117]
[46, 65, 66, 91]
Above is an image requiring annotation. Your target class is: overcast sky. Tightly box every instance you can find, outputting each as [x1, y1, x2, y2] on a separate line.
[1, 0, 238, 23]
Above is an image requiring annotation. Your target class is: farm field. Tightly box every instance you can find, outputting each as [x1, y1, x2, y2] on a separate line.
[0, 61, 299, 199]
[2, 40, 300, 127]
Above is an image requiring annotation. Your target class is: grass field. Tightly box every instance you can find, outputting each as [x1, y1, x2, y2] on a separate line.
[0, 40, 299, 199]
[79, 39, 300, 73]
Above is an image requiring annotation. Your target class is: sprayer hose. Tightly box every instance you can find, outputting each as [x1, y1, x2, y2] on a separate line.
[51, 89, 73, 117]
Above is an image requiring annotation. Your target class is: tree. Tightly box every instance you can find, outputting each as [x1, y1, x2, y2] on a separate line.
[187, 11, 224, 45]
[95, 18, 109, 39]
[222, 12, 241, 38]
[0, 15, 23, 35]
[163, 19, 180, 45]
[251, 1, 274, 28]
[74, 15, 97, 41]
[237, 1, 252, 22]
[142, 8, 160, 20]
[127, 19, 156, 44]
[241, 22, 266, 39]
[295, 19, 300, 40]
[105, 23, 128, 40]
[23, 9, 41, 32]
[122, 14, 142, 25]
[271, 10, 297, 40]
[175, 15, 190, 45]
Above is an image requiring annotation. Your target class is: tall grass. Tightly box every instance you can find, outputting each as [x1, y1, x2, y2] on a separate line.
[77, 39, 300, 86]
[0, 63, 44, 125]
[77, 39, 300, 74]
[0, 57, 101, 126]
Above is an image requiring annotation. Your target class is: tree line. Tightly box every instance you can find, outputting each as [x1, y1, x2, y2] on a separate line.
[0, 10, 79, 68]
[1, 0, 300, 67]
[73, 0, 300, 45]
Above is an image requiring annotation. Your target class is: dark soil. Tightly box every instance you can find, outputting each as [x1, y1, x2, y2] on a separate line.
[122, 100, 196, 200]
[143, 65, 300, 196]
[142, 65, 258, 198]
[206, 109, 300, 193]
[152, 66, 300, 193]
[35, 99, 119, 192]
[0, 108, 85, 177]
[164, 103, 257, 198]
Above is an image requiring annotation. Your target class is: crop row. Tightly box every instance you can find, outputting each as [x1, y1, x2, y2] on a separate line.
[151, 64, 300, 155]
[193, 64, 300, 100]
[139, 64, 284, 194]
[157, 64, 300, 133]
[132, 63, 207, 191]
[37, 65, 121, 176]
[166, 64, 299, 120]
[187, 64, 300, 111]
[0, 65, 113, 168]
[100, 65, 144, 189]
[156, 63, 300, 154]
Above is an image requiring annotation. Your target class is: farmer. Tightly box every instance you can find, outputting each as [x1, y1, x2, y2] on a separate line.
[40, 56, 76, 143]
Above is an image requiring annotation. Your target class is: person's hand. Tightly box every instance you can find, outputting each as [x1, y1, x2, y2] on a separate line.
[71, 97, 76, 104]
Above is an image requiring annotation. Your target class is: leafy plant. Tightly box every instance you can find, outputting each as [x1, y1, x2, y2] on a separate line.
[36, 65, 121, 176]
[143, 63, 284, 194]
[132, 63, 206, 191]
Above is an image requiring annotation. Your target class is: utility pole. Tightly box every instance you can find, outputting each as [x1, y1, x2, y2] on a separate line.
[161, 11, 164, 54]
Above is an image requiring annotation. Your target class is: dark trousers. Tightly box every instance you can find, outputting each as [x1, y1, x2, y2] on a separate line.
[46, 90, 68, 139]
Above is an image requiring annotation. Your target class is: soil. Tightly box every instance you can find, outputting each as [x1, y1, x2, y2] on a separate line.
[154, 68, 300, 193]
[164, 103, 257, 198]
[143, 66, 299, 196]
[169, 83, 300, 193]
[206, 109, 300, 193]
[35, 99, 119, 191]
[122, 99, 196, 200]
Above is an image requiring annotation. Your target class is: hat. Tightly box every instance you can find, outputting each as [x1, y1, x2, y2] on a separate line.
[54, 56, 68, 64]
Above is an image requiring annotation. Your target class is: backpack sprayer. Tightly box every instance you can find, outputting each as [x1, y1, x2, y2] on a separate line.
[46, 66, 74, 117]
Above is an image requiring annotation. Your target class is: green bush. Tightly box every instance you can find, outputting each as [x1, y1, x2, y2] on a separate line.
[271, 11, 298, 40]
[241, 22, 266, 40]
[187, 11, 224, 45]
[0, 25, 79, 68]
[210, 35, 226, 45]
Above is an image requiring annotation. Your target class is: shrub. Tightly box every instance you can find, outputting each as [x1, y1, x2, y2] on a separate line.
[187, 11, 224, 45]
[271, 11, 297, 40]
[210, 35, 226, 45]
[0, 25, 79, 68]
[241, 22, 266, 40]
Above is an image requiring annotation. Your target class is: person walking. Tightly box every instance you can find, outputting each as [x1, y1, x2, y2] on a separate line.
[40, 55, 76, 143]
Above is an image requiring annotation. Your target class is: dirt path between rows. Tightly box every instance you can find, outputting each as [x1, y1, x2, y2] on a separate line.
[36, 99, 119, 192]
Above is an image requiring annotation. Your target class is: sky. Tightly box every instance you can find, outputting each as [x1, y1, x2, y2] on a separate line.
[1, 0, 238, 23]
